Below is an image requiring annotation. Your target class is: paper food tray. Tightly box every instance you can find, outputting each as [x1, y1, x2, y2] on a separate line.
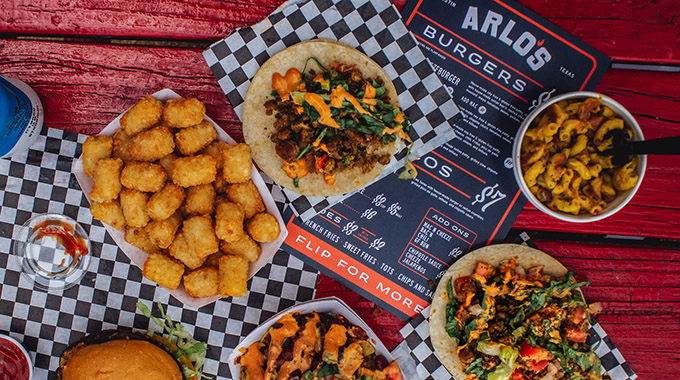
[227, 296, 399, 379]
[73, 88, 288, 308]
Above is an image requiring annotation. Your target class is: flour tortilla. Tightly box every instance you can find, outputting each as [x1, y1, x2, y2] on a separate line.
[242, 39, 399, 196]
[429, 244, 569, 380]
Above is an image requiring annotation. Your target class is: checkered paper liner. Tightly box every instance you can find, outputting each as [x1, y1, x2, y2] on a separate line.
[393, 232, 637, 380]
[203, 0, 461, 221]
[0, 126, 320, 379]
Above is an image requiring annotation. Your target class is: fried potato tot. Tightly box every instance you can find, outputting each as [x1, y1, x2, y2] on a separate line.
[215, 202, 244, 243]
[218, 255, 248, 298]
[90, 200, 126, 230]
[162, 97, 205, 128]
[120, 95, 163, 136]
[183, 215, 219, 258]
[200, 141, 229, 192]
[226, 181, 265, 219]
[142, 252, 184, 290]
[146, 182, 185, 221]
[82, 135, 113, 178]
[183, 267, 219, 298]
[128, 126, 175, 162]
[112, 128, 134, 162]
[245, 212, 280, 243]
[172, 154, 217, 187]
[220, 234, 261, 262]
[119, 189, 150, 228]
[222, 143, 252, 184]
[185, 184, 216, 215]
[168, 231, 207, 270]
[90, 158, 124, 202]
[120, 161, 167, 192]
[145, 211, 182, 249]
[124, 227, 160, 254]
[157, 153, 178, 183]
[175, 121, 218, 155]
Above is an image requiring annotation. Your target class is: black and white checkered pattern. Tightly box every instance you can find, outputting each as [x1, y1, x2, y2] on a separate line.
[0, 127, 320, 379]
[203, 0, 461, 221]
[395, 232, 637, 380]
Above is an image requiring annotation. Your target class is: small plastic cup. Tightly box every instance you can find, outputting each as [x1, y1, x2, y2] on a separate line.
[12, 213, 92, 291]
[0, 334, 33, 380]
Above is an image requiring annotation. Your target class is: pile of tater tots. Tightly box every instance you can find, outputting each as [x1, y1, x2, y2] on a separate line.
[82, 95, 280, 299]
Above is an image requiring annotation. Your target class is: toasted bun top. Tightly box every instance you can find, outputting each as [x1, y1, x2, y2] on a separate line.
[243, 39, 398, 196]
[60, 339, 183, 380]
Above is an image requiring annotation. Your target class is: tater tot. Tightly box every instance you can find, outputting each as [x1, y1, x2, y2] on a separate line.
[222, 143, 252, 184]
[119, 189, 150, 228]
[112, 128, 134, 162]
[218, 255, 248, 298]
[220, 234, 261, 262]
[120, 95, 163, 136]
[245, 212, 280, 243]
[172, 154, 217, 187]
[168, 231, 207, 270]
[82, 135, 113, 178]
[215, 202, 244, 243]
[185, 183, 216, 215]
[183, 215, 219, 258]
[90, 158, 124, 202]
[175, 121, 218, 155]
[90, 200, 126, 230]
[200, 141, 229, 192]
[145, 211, 182, 249]
[120, 162, 167, 192]
[157, 153, 178, 182]
[183, 267, 219, 298]
[128, 126, 175, 162]
[226, 181, 265, 219]
[142, 252, 184, 290]
[146, 182, 185, 221]
[124, 227, 160, 254]
[162, 97, 205, 128]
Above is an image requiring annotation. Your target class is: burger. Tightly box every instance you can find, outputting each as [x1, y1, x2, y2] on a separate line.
[57, 302, 207, 380]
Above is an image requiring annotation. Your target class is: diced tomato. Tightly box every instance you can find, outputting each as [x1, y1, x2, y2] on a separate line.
[565, 327, 587, 343]
[383, 361, 403, 380]
[519, 341, 550, 362]
[315, 155, 328, 174]
[569, 306, 586, 325]
[453, 276, 473, 294]
[511, 368, 524, 380]
[474, 262, 492, 278]
[529, 360, 549, 372]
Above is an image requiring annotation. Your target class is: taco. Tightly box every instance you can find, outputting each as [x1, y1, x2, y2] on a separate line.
[243, 39, 410, 196]
[430, 244, 602, 380]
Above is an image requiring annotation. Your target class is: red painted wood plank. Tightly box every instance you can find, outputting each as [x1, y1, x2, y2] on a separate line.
[2, 0, 678, 64]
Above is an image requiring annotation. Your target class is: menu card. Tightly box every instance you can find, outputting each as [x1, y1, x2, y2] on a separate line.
[281, 0, 611, 320]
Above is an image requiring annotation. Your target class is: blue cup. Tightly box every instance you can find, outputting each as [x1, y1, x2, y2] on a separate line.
[0, 76, 43, 158]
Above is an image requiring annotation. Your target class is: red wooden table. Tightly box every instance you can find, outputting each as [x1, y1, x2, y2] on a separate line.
[2, 0, 679, 378]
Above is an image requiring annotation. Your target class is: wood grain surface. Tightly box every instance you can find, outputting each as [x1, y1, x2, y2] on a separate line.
[1, 1, 679, 379]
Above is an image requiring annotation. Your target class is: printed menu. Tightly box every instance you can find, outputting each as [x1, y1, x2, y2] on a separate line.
[281, 0, 611, 320]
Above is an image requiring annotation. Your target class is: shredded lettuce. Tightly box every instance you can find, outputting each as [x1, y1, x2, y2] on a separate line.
[137, 301, 210, 379]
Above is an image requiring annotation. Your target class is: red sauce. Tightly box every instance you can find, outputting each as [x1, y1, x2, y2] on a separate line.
[0, 338, 30, 380]
[34, 220, 88, 259]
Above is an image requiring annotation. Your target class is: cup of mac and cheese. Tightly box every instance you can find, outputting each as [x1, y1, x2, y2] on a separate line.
[512, 91, 646, 222]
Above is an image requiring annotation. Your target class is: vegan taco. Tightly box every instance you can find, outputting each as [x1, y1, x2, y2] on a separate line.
[430, 244, 603, 380]
[243, 39, 410, 196]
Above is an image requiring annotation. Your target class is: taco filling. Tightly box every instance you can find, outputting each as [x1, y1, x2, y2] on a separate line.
[445, 259, 603, 380]
[264, 59, 411, 188]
